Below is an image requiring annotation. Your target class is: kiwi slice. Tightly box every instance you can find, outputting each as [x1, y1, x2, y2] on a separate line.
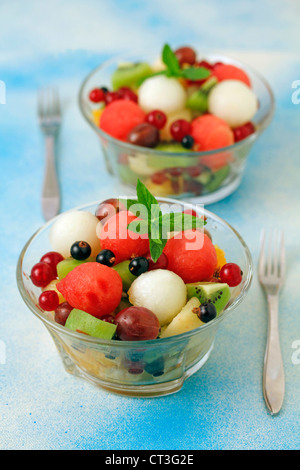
[186, 282, 231, 315]
[57, 257, 95, 279]
[114, 296, 133, 314]
[195, 169, 212, 186]
[186, 89, 208, 113]
[205, 165, 230, 192]
[112, 260, 137, 291]
[65, 309, 117, 339]
[150, 143, 197, 170]
[111, 62, 153, 90]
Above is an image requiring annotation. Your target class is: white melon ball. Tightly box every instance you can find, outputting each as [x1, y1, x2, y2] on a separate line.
[208, 79, 258, 127]
[128, 269, 187, 326]
[49, 210, 101, 258]
[152, 56, 167, 72]
[160, 108, 192, 140]
[138, 75, 187, 115]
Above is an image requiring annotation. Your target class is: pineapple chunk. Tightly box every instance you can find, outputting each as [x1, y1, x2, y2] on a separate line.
[160, 297, 204, 338]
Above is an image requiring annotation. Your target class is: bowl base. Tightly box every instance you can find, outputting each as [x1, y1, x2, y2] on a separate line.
[61, 342, 214, 398]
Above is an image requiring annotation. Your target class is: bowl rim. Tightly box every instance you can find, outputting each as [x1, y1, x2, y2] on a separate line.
[16, 197, 253, 347]
[78, 50, 275, 157]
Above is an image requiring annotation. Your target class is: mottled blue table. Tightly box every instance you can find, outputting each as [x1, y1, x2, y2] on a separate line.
[1, 0, 300, 450]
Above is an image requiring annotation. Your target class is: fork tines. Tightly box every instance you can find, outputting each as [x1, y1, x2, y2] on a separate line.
[259, 229, 285, 284]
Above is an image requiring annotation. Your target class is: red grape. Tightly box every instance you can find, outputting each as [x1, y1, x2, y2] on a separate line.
[220, 263, 243, 287]
[174, 46, 197, 66]
[115, 306, 160, 341]
[31, 262, 56, 288]
[147, 253, 168, 271]
[95, 198, 126, 224]
[54, 302, 73, 325]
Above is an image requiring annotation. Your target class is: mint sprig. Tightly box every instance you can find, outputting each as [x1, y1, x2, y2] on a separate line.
[126, 180, 206, 262]
[138, 44, 211, 86]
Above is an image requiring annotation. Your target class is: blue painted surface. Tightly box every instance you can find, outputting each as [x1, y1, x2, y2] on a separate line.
[1, 0, 300, 450]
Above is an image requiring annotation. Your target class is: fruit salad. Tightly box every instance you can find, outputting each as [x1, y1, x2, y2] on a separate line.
[86, 44, 258, 197]
[29, 181, 243, 344]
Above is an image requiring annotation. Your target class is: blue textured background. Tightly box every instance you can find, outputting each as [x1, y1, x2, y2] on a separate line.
[1, 0, 300, 450]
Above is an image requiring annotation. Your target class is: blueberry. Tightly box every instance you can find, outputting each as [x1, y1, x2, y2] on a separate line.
[144, 357, 165, 377]
[96, 249, 116, 267]
[70, 241, 91, 260]
[198, 302, 217, 323]
[181, 135, 194, 149]
[129, 257, 149, 276]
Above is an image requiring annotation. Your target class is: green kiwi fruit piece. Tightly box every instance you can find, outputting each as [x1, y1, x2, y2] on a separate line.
[65, 309, 117, 339]
[112, 260, 137, 291]
[205, 165, 230, 192]
[57, 257, 95, 280]
[150, 142, 197, 170]
[186, 89, 208, 112]
[186, 282, 231, 315]
[111, 62, 153, 90]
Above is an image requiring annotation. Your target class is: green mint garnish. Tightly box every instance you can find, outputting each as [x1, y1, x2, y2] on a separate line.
[137, 44, 211, 86]
[126, 179, 206, 263]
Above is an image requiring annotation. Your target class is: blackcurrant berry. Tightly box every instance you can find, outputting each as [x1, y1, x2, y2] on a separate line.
[181, 135, 194, 149]
[96, 249, 116, 267]
[198, 302, 217, 323]
[70, 241, 91, 260]
[129, 257, 149, 276]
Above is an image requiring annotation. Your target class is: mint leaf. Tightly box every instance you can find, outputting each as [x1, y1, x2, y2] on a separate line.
[181, 67, 211, 81]
[149, 238, 168, 263]
[136, 179, 160, 218]
[160, 212, 205, 238]
[162, 44, 180, 75]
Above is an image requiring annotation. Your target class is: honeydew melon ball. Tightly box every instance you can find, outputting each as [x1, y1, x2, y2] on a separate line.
[208, 79, 258, 127]
[138, 75, 187, 115]
[128, 269, 187, 326]
[50, 210, 101, 258]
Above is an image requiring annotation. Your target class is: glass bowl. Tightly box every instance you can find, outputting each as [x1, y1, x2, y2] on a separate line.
[79, 52, 274, 204]
[16, 198, 253, 397]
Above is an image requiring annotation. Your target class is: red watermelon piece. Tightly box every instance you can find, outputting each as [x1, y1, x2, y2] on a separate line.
[57, 262, 123, 318]
[100, 99, 146, 141]
[164, 230, 217, 283]
[100, 211, 149, 264]
[213, 63, 251, 87]
[191, 114, 234, 152]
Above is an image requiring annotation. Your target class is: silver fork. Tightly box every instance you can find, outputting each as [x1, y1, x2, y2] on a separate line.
[38, 88, 61, 220]
[258, 229, 286, 414]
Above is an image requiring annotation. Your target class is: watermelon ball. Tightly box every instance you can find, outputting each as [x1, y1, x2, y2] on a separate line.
[163, 230, 217, 283]
[100, 211, 149, 264]
[208, 80, 258, 128]
[100, 100, 146, 141]
[191, 114, 234, 151]
[56, 262, 123, 319]
[213, 63, 251, 87]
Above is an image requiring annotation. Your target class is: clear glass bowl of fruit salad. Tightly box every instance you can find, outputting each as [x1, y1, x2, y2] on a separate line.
[79, 44, 274, 204]
[17, 184, 253, 397]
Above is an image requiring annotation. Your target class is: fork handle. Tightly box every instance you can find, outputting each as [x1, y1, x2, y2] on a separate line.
[263, 294, 285, 414]
[42, 135, 60, 220]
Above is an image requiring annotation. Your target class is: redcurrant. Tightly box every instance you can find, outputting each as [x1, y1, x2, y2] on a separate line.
[146, 110, 167, 130]
[170, 119, 191, 142]
[220, 263, 243, 287]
